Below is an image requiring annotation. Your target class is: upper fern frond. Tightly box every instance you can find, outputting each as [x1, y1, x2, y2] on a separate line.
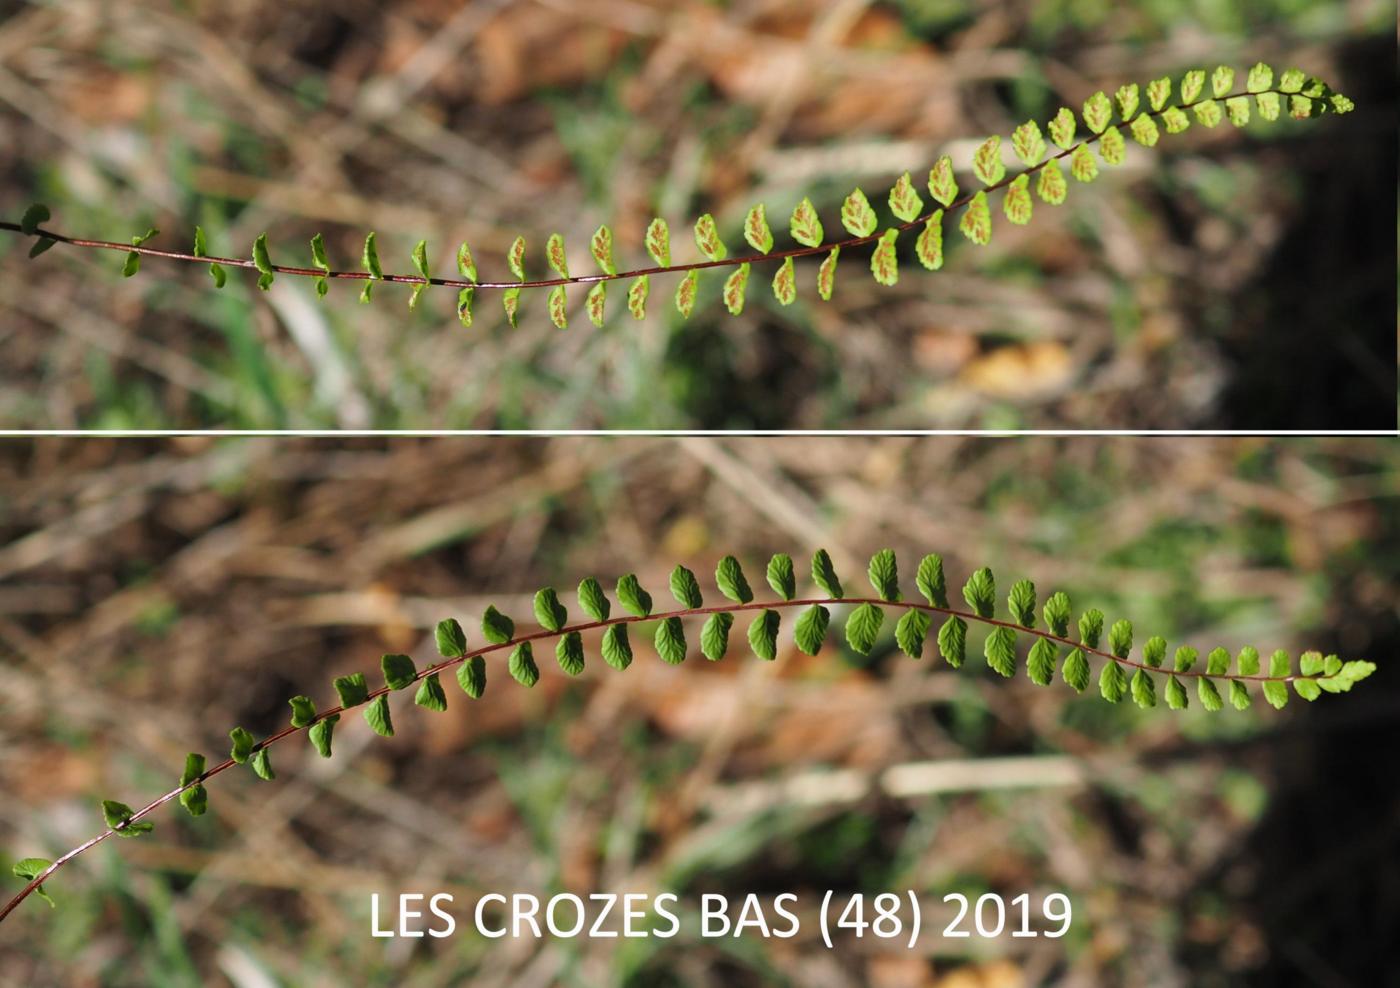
[5, 62, 1351, 328]
[2, 546, 1375, 921]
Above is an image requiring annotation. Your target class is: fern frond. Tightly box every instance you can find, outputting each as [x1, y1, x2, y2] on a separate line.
[2, 547, 1375, 922]
[5, 63, 1352, 328]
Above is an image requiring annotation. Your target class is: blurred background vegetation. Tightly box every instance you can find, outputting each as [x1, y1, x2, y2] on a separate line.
[0, 0, 1393, 429]
[1, 437, 1396, 985]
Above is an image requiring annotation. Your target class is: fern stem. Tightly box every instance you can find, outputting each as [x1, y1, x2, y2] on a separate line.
[1, 86, 1297, 297]
[0, 590, 1336, 924]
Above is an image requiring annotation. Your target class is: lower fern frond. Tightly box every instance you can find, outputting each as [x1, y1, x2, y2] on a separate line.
[3, 548, 1375, 921]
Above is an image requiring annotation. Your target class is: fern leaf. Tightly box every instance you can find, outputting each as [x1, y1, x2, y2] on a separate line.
[506, 235, 526, 280]
[333, 673, 369, 707]
[1082, 91, 1112, 134]
[654, 617, 687, 665]
[972, 136, 1006, 186]
[1115, 83, 1139, 120]
[1193, 100, 1223, 127]
[602, 624, 633, 670]
[546, 233, 569, 278]
[1263, 650, 1290, 708]
[457, 659, 486, 699]
[816, 247, 840, 300]
[1003, 174, 1033, 225]
[1079, 609, 1104, 649]
[1159, 106, 1192, 132]
[915, 213, 943, 270]
[1043, 591, 1070, 636]
[1147, 76, 1172, 111]
[645, 218, 670, 266]
[1099, 660, 1127, 702]
[916, 554, 948, 607]
[415, 672, 449, 710]
[700, 612, 732, 661]
[675, 270, 698, 318]
[1099, 127, 1126, 166]
[362, 231, 383, 280]
[1027, 637, 1057, 685]
[1011, 120, 1046, 166]
[192, 226, 225, 288]
[590, 225, 616, 275]
[1180, 69, 1206, 104]
[102, 800, 154, 837]
[867, 549, 900, 602]
[509, 642, 539, 687]
[960, 191, 992, 245]
[794, 604, 830, 655]
[962, 566, 995, 618]
[669, 564, 703, 609]
[457, 283, 475, 326]
[1008, 578, 1036, 627]
[845, 603, 883, 655]
[747, 610, 780, 660]
[364, 694, 394, 736]
[481, 604, 514, 643]
[1062, 648, 1090, 692]
[789, 196, 824, 247]
[1037, 160, 1067, 205]
[811, 549, 843, 598]
[547, 285, 568, 329]
[744, 204, 774, 253]
[870, 229, 899, 286]
[694, 213, 727, 262]
[627, 276, 648, 319]
[985, 626, 1017, 677]
[938, 615, 967, 668]
[772, 256, 797, 305]
[1130, 113, 1160, 147]
[19, 203, 49, 235]
[308, 232, 330, 297]
[576, 577, 610, 621]
[457, 241, 477, 282]
[723, 263, 750, 315]
[927, 155, 958, 207]
[586, 283, 606, 327]
[252, 233, 274, 291]
[1069, 144, 1099, 183]
[1212, 66, 1235, 98]
[715, 555, 753, 604]
[1131, 668, 1157, 708]
[408, 239, 428, 311]
[895, 609, 930, 659]
[502, 287, 521, 328]
[1247, 61, 1273, 93]
[840, 188, 877, 237]
[888, 172, 924, 222]
[616, 573, 653, 618]
[1048, 108, 1076, 149]
[766, 553, 796, 600]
